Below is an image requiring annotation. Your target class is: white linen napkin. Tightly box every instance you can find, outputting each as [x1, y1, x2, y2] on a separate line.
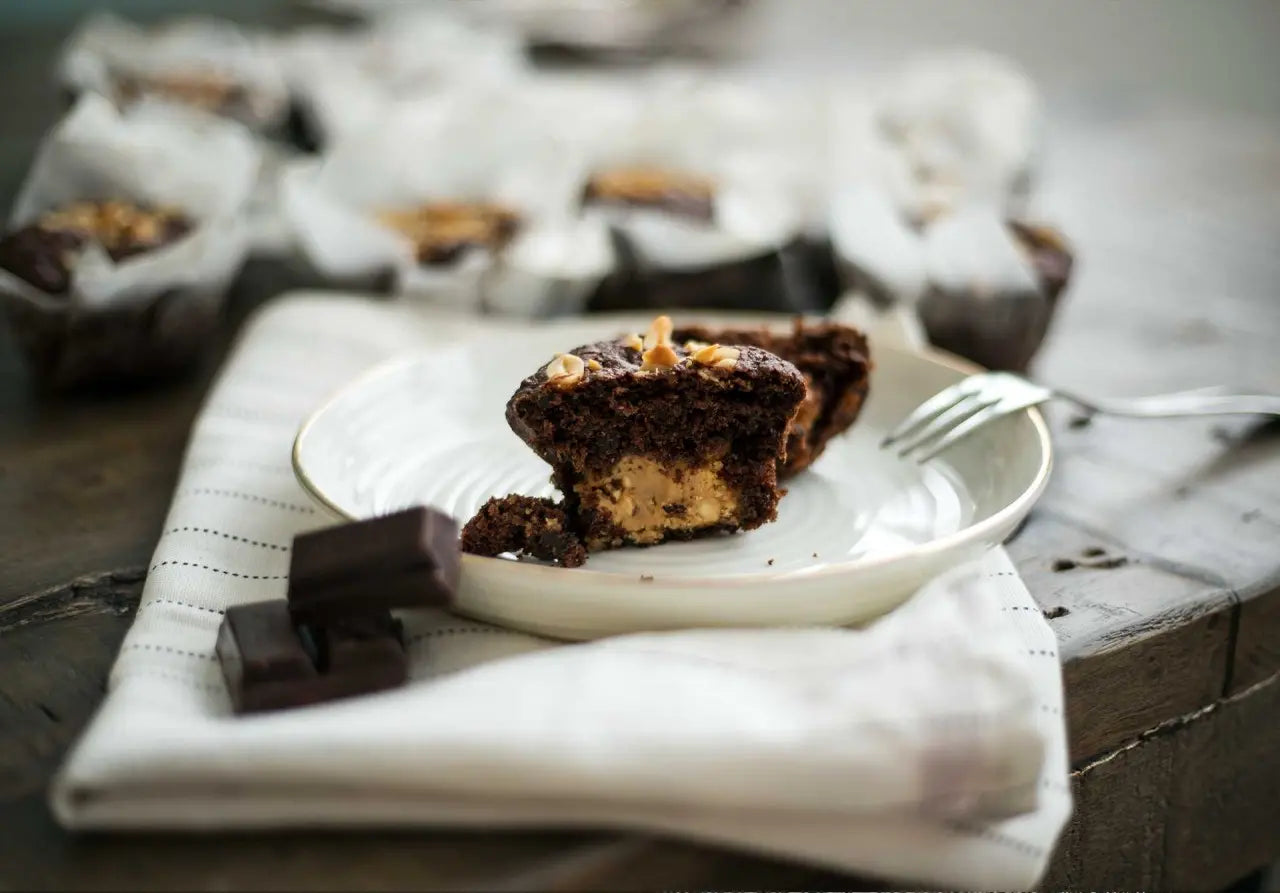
[51, 293, 1070, 890]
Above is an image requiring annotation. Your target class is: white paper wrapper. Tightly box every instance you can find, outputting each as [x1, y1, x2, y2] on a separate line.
[59, 13, 290, 135]
[922, 205, 1042, 298]
[828, 182, 928, 307]
[915, 204, 1056, 371]
[647, 69, 835, 238]
[278, 11, 526, 147]
[279, 93, 612, 316]
[1, 94, 259, 312]
[245, 141, 305, 259]
[578, 75, 808, 272]
[830, 52, 1042, 227]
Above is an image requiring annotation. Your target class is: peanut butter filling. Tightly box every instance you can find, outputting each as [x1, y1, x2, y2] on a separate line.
[578, 455, 739, 546]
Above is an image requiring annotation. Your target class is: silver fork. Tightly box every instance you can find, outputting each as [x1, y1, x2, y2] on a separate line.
[883, 373, 1280, 462]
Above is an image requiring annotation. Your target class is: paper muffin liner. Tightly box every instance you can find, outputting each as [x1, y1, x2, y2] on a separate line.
[831, 51, 1043, 227]
[59, 12, 290, 136]
[0, 95, 259, 388]
[915, 205, 1060, 371]
[279, 93, 613, 317]
[277, 10, 526, 148]
[831, 192, 1066, 371]
[576, 75, 808, 273]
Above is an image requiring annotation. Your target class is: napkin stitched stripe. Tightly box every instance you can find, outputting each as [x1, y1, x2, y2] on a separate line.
[162, 528, 291, 551]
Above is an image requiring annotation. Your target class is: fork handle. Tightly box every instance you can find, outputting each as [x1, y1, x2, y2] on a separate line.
[1060, 390, 1280, 419]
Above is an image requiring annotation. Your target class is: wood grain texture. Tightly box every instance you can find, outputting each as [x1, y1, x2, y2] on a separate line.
[1046, 673, 1280, 891]
[1009, 513, 1235, 760]
[1231, 583, 1280, 694]
[1042, 724, 1178, 889]
[1164, 674, 1280, 890]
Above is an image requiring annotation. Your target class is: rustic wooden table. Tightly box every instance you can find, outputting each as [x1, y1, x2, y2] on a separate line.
[2, 2, 1279, 889]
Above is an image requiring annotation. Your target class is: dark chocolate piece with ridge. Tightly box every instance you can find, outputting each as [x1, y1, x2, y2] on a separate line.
[215, 600, 407, 715]
[287, 506, 460, 623]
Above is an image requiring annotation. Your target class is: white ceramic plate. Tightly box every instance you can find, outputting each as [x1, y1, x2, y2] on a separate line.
[294, 315, 1052, 639]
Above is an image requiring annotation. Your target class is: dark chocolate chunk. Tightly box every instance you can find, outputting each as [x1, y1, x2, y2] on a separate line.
[216, 600, 407, 715]
[217, 600, 317, 714]
[287, 507, 460, 623]
[289, 565, 455, 623]
[290, 507, 459, 591]
[320, 615, 407, 682]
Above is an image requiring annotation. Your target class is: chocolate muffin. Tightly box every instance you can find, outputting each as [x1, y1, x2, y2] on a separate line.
[376, 201, 521, 266]
[0, 200, 211, 390]
[673, 320, 872, 477]
[504, 315, 806, 552]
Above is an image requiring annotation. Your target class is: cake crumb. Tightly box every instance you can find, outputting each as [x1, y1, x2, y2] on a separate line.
[461, 495, 587, 568]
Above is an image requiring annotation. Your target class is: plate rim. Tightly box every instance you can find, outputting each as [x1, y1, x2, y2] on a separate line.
[292, 329, 1053, 588]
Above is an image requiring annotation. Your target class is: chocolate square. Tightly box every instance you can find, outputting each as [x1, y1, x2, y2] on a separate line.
[216, 601, 407, 715]
[287, 507, 460, 624]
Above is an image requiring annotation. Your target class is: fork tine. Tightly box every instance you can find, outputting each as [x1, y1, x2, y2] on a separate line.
[880, 374, 989, 448]
[895, 394, 1000, 458]
[912, 401, 1012, 463]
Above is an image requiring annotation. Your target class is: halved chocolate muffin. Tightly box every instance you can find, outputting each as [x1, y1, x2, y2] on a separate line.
[504, 315, 806, 551]
[673, 320, 872, 478]
[376, 201, 521, 267]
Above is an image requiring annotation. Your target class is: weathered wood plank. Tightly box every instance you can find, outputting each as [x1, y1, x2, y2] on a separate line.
[1164, 673, 1280, 890]
[1038, 410, 1280, 601]
[1231, 583, 1280, 694]
[1044, 672, 1280, 891]
[1008, 514, 1235, 761]
[1042, 728, 1178, 890]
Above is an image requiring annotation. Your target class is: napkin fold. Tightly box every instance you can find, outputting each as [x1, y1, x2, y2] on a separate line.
[51, 293, 1070, 890]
